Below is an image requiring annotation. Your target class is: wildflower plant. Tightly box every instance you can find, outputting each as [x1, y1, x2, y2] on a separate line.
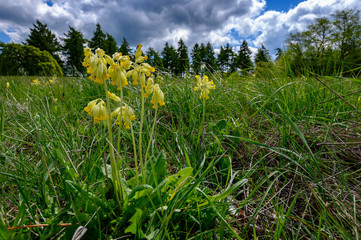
[194, 75, 216, 146]
[31, 78, 41, 86]
[82, 44, 165, 207]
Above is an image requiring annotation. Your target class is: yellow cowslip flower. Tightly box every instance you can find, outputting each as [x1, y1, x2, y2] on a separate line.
[84, 47, 92, 57]
[126, 69, 139, 85]
[83, 48, 110, 84]
[107, 91, 121, 102]
[140, 63, 155, 77]
[87, 100, 107, 123]
[6, 82, 10, 88]
[31, 78, 41, 86]
[140, 73, 146, 87]
[135, 44, 143, 59]
[111, 104, 136, 129]
[194, 75, 216, 100]
[82, 47, 93, 67]
[150, 84, 165, 109]
[109, 63, 128, 89]
[113, 52, 122, 60]
[90, 57, 109, 84]
[84, 99, 99, 113]
[144, 77, 154, 98]
[121, 58, 131, 70]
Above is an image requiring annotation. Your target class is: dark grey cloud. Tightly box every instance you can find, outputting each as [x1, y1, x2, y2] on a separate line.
[2, 0, 360, 58]
[0, 0, 264, 51]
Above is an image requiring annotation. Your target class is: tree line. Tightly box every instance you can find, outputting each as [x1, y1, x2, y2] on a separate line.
[0, 20, 259, 77]
[0, 9, 360, 77]
[281, 9, 361, 76]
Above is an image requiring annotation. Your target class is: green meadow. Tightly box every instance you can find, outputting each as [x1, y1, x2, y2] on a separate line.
[1, 66, 360, 239]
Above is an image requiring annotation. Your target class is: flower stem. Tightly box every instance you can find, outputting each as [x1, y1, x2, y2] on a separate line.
[116, 86, 124, 176]
[196, 97, 206, 147]
[103, 81, 123, 207]
[139, 86, 145, 184]
[143, 107, 158, 178]
[131, 123, 139, 184]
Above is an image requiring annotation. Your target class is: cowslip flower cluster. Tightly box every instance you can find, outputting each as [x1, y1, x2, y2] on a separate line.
[111, 104, 136, 129]
[126, 44, 156, 86]
[144, 77, 165, 109]
[84, 99, 107, 123]
[108, 91, 136, 129]
[82, 48, 110, 84]
[83, 44, 165, 125]
[194, 75, 216, 99]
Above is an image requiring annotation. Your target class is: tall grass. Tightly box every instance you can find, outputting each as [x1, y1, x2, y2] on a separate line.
[0, 67, 360, 239]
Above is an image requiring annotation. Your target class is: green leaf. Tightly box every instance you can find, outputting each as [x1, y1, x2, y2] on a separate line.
[124, 208, 143, 236]
[127, 185, 153, 201]
[146, 151, 168, 186]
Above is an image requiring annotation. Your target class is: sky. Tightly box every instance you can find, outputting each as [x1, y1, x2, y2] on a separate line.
[0, 0, 360, 58]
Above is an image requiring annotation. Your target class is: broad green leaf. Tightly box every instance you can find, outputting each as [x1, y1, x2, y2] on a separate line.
[125, 208, 143, 236]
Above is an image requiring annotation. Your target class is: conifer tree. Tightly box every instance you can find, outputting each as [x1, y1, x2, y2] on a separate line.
[255, 44, 271, 65]
[104, 33, 117, 55]
[203, 42, 217, 72]
[62, 26, 86, 75]
[191, 43, 202, 74]
[275, 48, 283, 62]
[176, 38, 190, 76]
[217, 43, 235, 73]
[89, 23, 106, 51]
[161, 42, 178, 73]
[146, 47, 163, 69]
[118, 37, 132, 56]
[25, 19, 63, 68]
[235, 40, 253, 73]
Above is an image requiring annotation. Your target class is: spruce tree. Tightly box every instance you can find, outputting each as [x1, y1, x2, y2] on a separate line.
[89, 23, 106, 51]
[236, 40, 253, 73]
[203, 42, 217, 73]
[25, 19, 63, 68]
[191, 43, 202, 74]
[275, 48, 283, 61]
[176, 38, 190, 76]
[62, 26, 86, 75]
[217, 43, 235, 73]
[255, 44, 271, 65]
[161, 42, 178, 73]
[146, 47, 163, 69]
[104, 33, 117, 55]
[118, 37, 132, 56]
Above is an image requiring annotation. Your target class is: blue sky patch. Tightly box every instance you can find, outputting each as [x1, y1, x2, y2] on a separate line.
[0, 32, 10, 43]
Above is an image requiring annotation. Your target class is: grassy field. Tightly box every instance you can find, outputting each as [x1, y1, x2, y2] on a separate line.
[0, 69, 360, 239]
